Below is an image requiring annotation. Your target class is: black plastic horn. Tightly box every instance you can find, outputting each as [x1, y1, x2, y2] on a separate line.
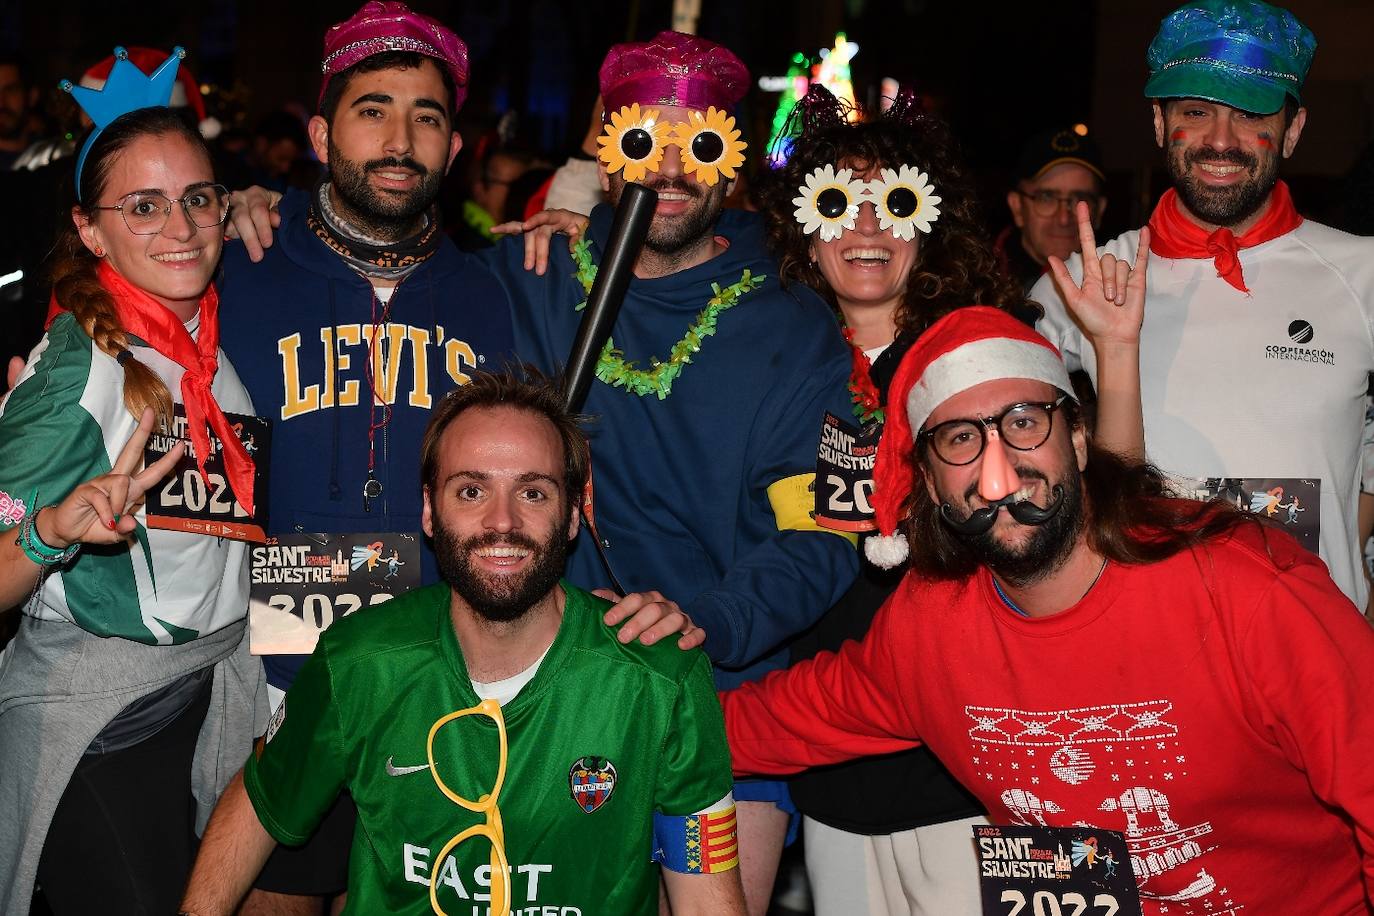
[561, 182, 658, 412]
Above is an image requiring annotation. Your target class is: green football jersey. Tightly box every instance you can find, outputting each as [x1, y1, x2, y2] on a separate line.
[245, 581, 735, 915]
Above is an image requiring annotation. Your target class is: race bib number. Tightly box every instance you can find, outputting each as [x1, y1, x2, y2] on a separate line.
[975, 824, 1141, 916]
[144, 405, 271, 542]
[249, 531, 421, 655]
[1169, 475, 1320, 556]
[814, 411, 881, 532]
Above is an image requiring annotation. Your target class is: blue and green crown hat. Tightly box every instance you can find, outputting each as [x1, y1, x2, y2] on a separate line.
[60, 46, 185, 199]
[1144, 0, 1315, 115]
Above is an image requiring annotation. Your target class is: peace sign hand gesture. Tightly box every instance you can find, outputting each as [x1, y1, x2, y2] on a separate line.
[1047, 201, 1150, 348]
[37, 408, 185, 550]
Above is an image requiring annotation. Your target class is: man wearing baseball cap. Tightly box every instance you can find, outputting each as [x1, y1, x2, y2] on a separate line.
[997, 127, 1107, 295]
[1032, 0, 1374, 612]
[721, 306, 1374, 915]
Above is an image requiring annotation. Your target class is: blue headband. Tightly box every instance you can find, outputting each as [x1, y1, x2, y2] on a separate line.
[60, 46, 185, 200]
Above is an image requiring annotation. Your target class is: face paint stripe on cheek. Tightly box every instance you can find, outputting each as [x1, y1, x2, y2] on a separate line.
[1256, 133, 1275, 150]
[1170, 129, 1188, 146]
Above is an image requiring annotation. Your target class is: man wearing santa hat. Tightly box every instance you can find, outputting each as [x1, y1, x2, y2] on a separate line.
[720, 306, 1374, 916]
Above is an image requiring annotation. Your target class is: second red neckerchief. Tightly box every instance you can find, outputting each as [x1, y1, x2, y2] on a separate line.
[97, 261, 256, 514]
[1147, 179, 1302, 294]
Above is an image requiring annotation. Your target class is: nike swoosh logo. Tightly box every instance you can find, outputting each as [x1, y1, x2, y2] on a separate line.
[385, 756, 430, 777]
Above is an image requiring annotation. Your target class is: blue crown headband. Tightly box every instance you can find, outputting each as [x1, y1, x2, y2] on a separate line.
[60, 46, 185, 200]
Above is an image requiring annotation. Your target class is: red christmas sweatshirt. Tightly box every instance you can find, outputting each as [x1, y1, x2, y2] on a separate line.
[722, 524, 1374, 915]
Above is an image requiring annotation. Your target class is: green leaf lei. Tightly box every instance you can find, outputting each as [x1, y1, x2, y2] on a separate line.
[571, 238, 765, 399]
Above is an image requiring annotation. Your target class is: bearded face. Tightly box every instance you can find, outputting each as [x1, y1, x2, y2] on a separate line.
[1158, 99, 1295, 229]
[433, 517, 568, 624]
[328, 139, 445, 235]
[935, 457, 1085, 588]
[423, 406, 577, 625]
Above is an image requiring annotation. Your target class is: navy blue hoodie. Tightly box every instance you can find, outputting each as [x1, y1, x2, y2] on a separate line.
[486, 204, 859, 692]
[218, 190, 514, 687]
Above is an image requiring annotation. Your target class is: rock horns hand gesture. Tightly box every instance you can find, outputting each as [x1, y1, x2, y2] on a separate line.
[1047, 201, 1149, 347]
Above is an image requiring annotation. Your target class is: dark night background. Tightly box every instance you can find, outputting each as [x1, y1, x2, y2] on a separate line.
[2, 5, 1373, 912]
[4, 0, 1373, 233]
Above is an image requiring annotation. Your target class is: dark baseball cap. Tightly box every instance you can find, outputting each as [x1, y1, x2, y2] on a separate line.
[1015, 128, 1105, 183]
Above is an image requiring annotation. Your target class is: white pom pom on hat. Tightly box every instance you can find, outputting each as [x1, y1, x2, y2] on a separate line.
[866, 306, 1073, 569]
[864, 530, 909, 567]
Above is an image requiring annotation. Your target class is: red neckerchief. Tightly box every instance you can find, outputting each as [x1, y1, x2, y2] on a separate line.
[1147, 180, 1302, 294]
[96, 261, 256, 514]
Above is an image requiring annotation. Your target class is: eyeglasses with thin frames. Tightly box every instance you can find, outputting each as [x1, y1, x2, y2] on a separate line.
[89, 184, 231, 236]
[921, 396, 1069, 466]
[426, 697, 511, 916]
[1016, 188, 1101, 218]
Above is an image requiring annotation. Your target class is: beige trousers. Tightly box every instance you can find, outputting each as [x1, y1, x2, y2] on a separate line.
[803, 814, 989, 916]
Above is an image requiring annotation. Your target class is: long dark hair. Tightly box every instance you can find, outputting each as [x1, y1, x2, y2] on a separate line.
[901, 402, 1271, 580]
[52, 106, 213, 429]
[761, 86, 1025, 339]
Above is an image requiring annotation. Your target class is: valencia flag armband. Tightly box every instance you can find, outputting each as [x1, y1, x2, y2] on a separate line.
[652, 795, 739, 874]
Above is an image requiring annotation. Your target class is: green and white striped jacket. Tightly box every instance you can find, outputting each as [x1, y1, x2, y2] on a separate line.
[0, 313, 253, 645]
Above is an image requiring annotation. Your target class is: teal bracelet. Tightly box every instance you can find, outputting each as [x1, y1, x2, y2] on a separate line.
[17, 507, 80, 566]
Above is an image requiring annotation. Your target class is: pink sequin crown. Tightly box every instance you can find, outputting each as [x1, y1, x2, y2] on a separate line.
[320, 1, 469, 111]
[599, 30, 749, 113]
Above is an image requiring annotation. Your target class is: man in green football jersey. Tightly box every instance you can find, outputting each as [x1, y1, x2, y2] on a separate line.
[180, 369, 745, 915]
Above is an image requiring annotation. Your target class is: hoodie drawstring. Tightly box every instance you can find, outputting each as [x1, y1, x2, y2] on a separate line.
[327, 278, 342, 502]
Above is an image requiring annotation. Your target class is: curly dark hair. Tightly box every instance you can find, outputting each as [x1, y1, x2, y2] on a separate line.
[761, 96, 1026, 338]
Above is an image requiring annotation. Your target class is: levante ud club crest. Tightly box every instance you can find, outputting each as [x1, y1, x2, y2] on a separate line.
[569, 756, 617, 813]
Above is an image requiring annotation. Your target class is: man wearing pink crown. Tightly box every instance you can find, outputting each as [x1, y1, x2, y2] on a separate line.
[208, 4, 723, 914]
[218, 16, 853, 914]
[486, 31, 858, 912]
[209, 6, 517, 912]
[720, 306, 1374, 915]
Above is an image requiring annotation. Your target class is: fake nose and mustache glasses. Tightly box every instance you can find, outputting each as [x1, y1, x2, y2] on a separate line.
[922, 400, 1069, 536]
[597, 103, 748, 185]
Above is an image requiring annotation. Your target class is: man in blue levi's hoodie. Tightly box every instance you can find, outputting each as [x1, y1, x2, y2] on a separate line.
[224, 21, 858, 913]
[214, 6, 513, 911]
[219, 8, 707, 909]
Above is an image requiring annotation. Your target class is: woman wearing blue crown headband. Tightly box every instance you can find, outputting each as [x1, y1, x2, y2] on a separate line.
[0, 48, 266, 915]
[756, 84, 1147, 916]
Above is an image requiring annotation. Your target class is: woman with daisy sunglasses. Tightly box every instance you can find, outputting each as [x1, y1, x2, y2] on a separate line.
[492, 84, 1146, 914]
[762, 82, 1021, 916]
[762, 84, 1148, 915]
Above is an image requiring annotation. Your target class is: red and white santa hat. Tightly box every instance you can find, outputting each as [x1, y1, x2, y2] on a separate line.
[865, 306, 1075, 568]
